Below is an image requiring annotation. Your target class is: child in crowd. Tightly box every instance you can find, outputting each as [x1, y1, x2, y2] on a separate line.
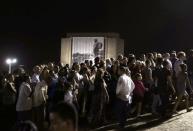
[131, 73, 148, 118]
[64, 82, 75, 104]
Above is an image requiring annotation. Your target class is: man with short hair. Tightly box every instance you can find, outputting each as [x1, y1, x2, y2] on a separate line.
[16, 74, 32, 122]
[163, 53, 173, 71]
[49, 102, 78, 131]
[31, 65, 41, 85]
[116, 66, 135, 128]
[174, 51, 186, 77]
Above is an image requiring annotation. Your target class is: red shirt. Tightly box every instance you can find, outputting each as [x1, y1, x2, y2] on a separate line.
[133, 80, 146, 97]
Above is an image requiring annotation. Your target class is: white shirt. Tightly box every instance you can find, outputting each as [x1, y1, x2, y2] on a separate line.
[32, 80, 48, 107]
[166, 59, 173, 70]
[75, 72, 83, 88]
[116, 74, 135, 103]
[89, 74, 95, 91]
[75, 72, 83, 82]
[64, 90, 73, 104]
[16, 82, 32, 111]
[31, 73, 40, 84]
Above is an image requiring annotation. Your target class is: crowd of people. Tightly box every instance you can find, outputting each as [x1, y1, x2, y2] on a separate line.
[1, 49, 193, 131]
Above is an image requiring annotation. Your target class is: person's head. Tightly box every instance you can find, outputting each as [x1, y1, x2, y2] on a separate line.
[177, 51, 186, 60]
[147, 53, 154, 59]
[59, 67, 69, 77]
[1, 77, 7, 88]
[99, 60, 106, 69]
[49, 70, 56, 78]
[163, 60, 169, 69]
[156, 57, 163, 66]
[170, 52, 177, 59]
[74, 63, 80, 72]
[118, 66, 126, 76]
[188, 49, 193, 57]
[113, 60, 120, 67]
[94, 57, 100, 65]
[128, 54, 136, 64]
[68, 70, 76, 82]
[65, 64, 70, 69]
[171, 50, 176, 54]
[81, 67, 89, 75]
[22, 74, 31, 84]
[91, 66, 97, 75]
[135, 60, 142, 67]
[128, 53, 135, 58]
[40, 69, 52, 84]
[7, 73, 14, 82]
[145, 59, 151, 67]
[80, 63, 86, 69]
[39, 64, 45, 72]
[64, 82, 73, 92]
[180, 63, 187, 72]
[49, 102, 78, 131]
[117, 54, 123, 62]
[122, 57, 128, 65]
[157, 53, 162, 58]
[54, 65, 60, 74]
[94, 39, 98, 43]
[140, 54, 146, 61]
[134, 73, 142, 81]
[14, 67, 25, 76]
[58, 62, 64, 69]
[106, 59, 112, 67]
[163, 53, 170, 59]
[125, 67, 131, 77]
[110, 58, 115, 65]
[41, 67, 50, 79]
[33, 66, 41, 75]
[48, 62, 54, 71]
[95, 68, 104, 79]
[96, 42, 102, 48]
[84, 60, 90, 67]
[89, 60, 93, 67]
[153, 52, 158, 60]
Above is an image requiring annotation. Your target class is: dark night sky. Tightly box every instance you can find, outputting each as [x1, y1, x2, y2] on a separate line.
[0, 0, 193, 70]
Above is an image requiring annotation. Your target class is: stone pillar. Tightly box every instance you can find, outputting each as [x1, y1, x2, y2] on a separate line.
[117, 38, 124, 56]
[105, 37, 124, 59]
[61, 38, 72, 65]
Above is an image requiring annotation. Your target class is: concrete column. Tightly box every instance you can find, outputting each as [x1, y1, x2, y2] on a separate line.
[61, 38, 72, 65]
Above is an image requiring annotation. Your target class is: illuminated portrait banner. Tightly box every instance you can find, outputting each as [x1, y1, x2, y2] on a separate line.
[72, 37, 105, 63]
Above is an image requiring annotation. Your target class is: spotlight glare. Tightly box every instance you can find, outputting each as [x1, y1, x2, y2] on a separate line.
[12, 59, 17, 63]
[6, 59, 12, 64]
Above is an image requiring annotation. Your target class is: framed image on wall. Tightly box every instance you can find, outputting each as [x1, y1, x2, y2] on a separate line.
[72, 37, 105, 63]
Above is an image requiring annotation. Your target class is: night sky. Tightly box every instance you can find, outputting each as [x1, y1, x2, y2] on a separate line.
[0, 0, 193, 70]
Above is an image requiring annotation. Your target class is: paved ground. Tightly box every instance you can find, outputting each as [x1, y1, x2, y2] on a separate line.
[1, 101, 193, 131]
[91, 108, 193, 131]
[147, 109, 193, 131]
